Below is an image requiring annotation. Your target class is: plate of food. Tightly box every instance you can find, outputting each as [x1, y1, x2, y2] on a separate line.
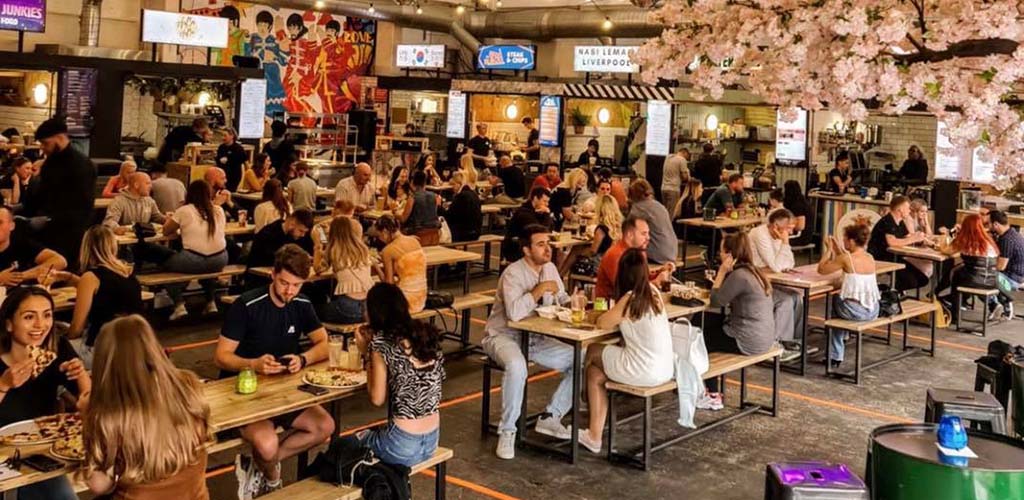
[535, 305, 564, 320]
[302, 368, 367, 389]
[0, 413, 81, 445]
[50, 434, 84, 462]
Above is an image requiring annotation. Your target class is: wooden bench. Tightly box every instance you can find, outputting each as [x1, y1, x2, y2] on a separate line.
[954, 286, 1000, 336]
[260, 447, 453, 500]
[568, 273, 597, 290]
[603, 346, 783, 470]
[323, 293, 496, 354]
[442, 234, 504, 273]
[824, 298, 938, 384]
[137, 264, 247, 287]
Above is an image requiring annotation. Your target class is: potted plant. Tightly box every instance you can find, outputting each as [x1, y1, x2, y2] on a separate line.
[569, 107, 591, 134]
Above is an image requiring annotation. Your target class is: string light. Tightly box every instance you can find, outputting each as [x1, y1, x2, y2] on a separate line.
[456, 4, 465, 14]
[368, 3, 375, 14]
[416, 3, 423, 14]
[496, 0, 502, 6]
[602, 16, 613, 30]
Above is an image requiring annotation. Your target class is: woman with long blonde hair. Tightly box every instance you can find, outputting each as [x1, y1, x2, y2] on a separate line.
[55, 225, 144, 367]
[459, 151, 479, 185]
[551, 168, 589, 227]
[82, 315, 210, 499]
[317, 216, 376, 324]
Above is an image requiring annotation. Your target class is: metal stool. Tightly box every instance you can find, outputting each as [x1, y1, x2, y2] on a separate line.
[765, 462, 867, 499]
[925, 388, 1007, 435]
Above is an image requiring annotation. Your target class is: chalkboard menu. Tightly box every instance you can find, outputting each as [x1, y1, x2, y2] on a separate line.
[59, 68, 97, 138]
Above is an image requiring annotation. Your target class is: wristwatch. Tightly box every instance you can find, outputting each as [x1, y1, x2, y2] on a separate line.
[299, 353, 308, 369]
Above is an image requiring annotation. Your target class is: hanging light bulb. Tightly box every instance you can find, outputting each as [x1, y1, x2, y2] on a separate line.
[602, 16, 613, 30]
[456, 4, 465, 14]
[416, 3, 423, 14]
[496, 0, 502, 6]
[368, 3, 375, 14]
[314, 0, 325, 9]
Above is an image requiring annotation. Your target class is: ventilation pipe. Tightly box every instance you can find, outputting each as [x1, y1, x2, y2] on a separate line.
[78, 0, 103, 47]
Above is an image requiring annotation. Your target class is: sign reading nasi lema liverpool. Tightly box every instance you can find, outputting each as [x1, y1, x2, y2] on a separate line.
[573, 46, 639, 73]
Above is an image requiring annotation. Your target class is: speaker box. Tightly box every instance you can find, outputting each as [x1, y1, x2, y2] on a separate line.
[232, 55, 260, 68]
[347, 110, 376, 156]
[764, 462, 867, 500]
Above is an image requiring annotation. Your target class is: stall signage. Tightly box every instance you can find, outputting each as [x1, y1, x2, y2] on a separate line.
[0, 0, 45, 33]
[446, 90, 467, 139]
[477, 45, 536, 71]
[396, 44, 446, 69]
[539, 95, 561, 147]
[238, 79, 267, 140]
[646, 100, 672, 156]
[775, 108, 808, 163]
[573, 46, 639, 73]
[935, 121, 994, 184]
[141, 10, 228, 48]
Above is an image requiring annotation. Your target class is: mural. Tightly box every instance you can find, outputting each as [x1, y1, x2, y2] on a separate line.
[184, 2, 376, 117]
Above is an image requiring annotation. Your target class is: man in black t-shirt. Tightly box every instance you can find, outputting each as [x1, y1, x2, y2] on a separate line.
[0, 206, 66, 286]
[867, 195, 928, 291]
[247, 209, 315, 269]
[157, 117, 210, 163]
[827, 151, 854, 193]
[486, 156, 527, 205]
[691, 143, 724, 203]
[467, 123, 492, 171]
[520, 117, 540, 161]
[502, 187, 553, 263]
[216, 245, 333, 497]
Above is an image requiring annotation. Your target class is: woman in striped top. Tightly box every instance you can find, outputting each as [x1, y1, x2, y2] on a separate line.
[354, 283, 444, 467]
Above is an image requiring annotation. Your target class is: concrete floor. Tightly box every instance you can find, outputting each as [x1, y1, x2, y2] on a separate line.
[138, 264, 1022, 500]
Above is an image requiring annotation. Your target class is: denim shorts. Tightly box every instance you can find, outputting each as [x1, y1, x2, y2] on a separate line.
[357, 423, 438, 467]
[320, 295, 366, 324]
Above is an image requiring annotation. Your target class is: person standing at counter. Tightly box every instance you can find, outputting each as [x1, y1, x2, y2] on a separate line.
[900, 145, 929, 185]
[827, 151, 854, 193]
[25, 117, 96, 270]
[577, 139, 600, 168]
[216, 127, 247, 192]
[467, 123, 493, 172]
[661, 147, 690, 215]
[692, 143, 724, 202]
[158, 117, 210, 164]
[263, 120, 296, 173]
[520, 117, 540, 161]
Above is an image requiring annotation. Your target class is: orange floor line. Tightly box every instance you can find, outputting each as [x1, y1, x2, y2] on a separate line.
[165, 339, 218, 353]
[725, 379, 915, 424]
[205, 465, 234, 479]
[807, 314, 986, 353]
[419, 469, 523, 500]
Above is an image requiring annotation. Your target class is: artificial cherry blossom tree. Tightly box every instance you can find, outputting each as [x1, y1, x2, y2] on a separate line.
[636, 0, 1024, 184]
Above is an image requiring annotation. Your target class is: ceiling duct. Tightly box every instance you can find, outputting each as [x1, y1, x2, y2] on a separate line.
[79, 0, 103, 47]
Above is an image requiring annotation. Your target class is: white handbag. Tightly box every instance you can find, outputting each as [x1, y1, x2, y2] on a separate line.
[438, 216, 452, 244]
[671, 317, 709, 428]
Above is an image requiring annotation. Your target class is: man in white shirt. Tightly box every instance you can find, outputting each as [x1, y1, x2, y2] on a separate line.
[334, 162, 376, 213]
[748, 209, 809, 360]
[661, 147, 689, 215]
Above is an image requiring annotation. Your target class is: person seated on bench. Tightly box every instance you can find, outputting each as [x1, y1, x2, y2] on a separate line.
[287, 162, 318, 213]
[748, 209, 806, 361]
[101, 172, 167, 233]
[704, 231, 776, 410]
[594, 215, 674, 300]
[444, 171, 482, 243]
[628, 179, 678, 266]
[579, 248, 674, 454]
[56, 226, 144, 368]
[204, 166, 239, 219]
[248, 209, 315, 269]
[215, 245, 334, 498]
[868, 195, 930, 292]
[160, 180, 228, 321]
[0, 287, 90, 500]
[353, 283, 444, 467]
[240, 153, 272, 193]
[558, 194, 620, 277]
[817, 223, 879, 369]
[0, 205, 67, 286]
[315, 216, 376, 324]
[900, 198, 939, 284]
[398, 171, 442, 247]
[82, 315, 210, 499]
[992, 210, 1024, 319]
[254, 179, 291, 232]
[549, 169, 588, 230]
[501, 187, 553, 263]
[483, 224, 575, 460]
[486, 156, 526, 206]
[375, 215, 428, 313]
[101, 160, 136, 198]
[937, 213, 1001, 321]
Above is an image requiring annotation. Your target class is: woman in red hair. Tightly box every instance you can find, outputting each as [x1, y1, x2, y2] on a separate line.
[939, 213, 1001, 321]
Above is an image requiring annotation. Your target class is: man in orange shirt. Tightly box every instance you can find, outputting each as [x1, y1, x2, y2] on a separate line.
[595, 215, 675, 299]
[531, 163, 562, 191]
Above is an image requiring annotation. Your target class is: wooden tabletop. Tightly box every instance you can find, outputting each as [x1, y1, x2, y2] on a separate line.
[48, 287, 155, 312]
[234, 188, 334, 203]
[765, 261, 905, 290]
[957, 209, 1024, 227]
[426, 181, 499, 192]
[809, 192, 891, 207]
[249, 245, 482, 282]
[889, 245, 955, 262]
[509, 301, 707, 345]
[677, 215, 764, 229]
[115, 223, 255, 245]
[93, 198, 113, 210]
[549, 232, 592, 250]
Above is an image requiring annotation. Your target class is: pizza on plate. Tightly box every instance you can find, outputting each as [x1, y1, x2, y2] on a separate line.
[0, 413, 81, 445]
[302, 368, 367, 388]
[51, 434, 84, 461]
[28, 344, 57, 377]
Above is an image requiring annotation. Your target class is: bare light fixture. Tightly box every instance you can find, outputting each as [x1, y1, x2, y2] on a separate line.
[197, 91, 212, 107]
[602, 17, 613, 30]
[31, 83, 48, 105]
[705, 113, 719, 131]
[505, 103, 519, 120]
[368, 3, 375, 14]
[416, 4, 423, 14]
[496, 0, 502, 6]
[456, 4, 465, 14]
[597, 107, 611, 125]
[314, 0, 325, 9]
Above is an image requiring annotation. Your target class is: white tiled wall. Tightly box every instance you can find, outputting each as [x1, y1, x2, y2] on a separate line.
[0, 105, 49, 136]
[864, 113, 936, 178]
[121, 86, 158, 146]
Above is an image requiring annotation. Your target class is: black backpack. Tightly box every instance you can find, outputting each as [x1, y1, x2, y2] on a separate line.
[311, 436, 412, 500]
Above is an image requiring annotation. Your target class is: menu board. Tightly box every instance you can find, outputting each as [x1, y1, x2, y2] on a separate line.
[396, 45, 445, 69]
[646, 100, 671, 156]
[238, 79, 267, 139]
[141, 10, 228, 48]
[538, 95, 561, 147]
[0, 0, 45, 33]
[59, 68, 97, 138]
[775, 108, 808, 163]
[935, 120, 993, 184]
[446, 90, 466, 139]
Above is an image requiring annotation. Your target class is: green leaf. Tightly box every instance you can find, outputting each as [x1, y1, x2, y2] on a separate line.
[924, 82, 941, 98]
[981, 130, 990, 144]
[980, 68, 997, 83]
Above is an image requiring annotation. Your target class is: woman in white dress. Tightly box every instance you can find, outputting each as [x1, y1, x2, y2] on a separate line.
[578, 248, 674, 453]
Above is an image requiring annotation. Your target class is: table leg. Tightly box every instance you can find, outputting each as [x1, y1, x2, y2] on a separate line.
[463, 261, 471, 294]
[800, 287, 810, 376]
[432, 266, 440, 290]
[681, 224, 689, 269]
[570, 342, 582, 465]
[517, 333, 530, 445]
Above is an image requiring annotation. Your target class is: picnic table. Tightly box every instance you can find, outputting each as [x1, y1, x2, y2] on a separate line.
[233, 188, 335, 203]
[677, 214, 765, 269]
[92, 198, 113, 210]
[114, 223, 255, 245]
[764, 260, 905, 376]
[957, 208, 1024, 228]
[48, 286, 155, 312]
[507, 300, 707, 464]
[888, 245, 956, 299]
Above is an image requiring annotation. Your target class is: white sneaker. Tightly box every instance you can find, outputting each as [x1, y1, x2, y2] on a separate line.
[153, 290, 173, 309]
[204, 300, 219, 315]
[535, 414, 571, 440]
[496, 430, 516, 459]
[697, 392, 724, 411]
[234, 454, 261, 500]
[169, 303, 189, 321]
[577, 429, 602, 454]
